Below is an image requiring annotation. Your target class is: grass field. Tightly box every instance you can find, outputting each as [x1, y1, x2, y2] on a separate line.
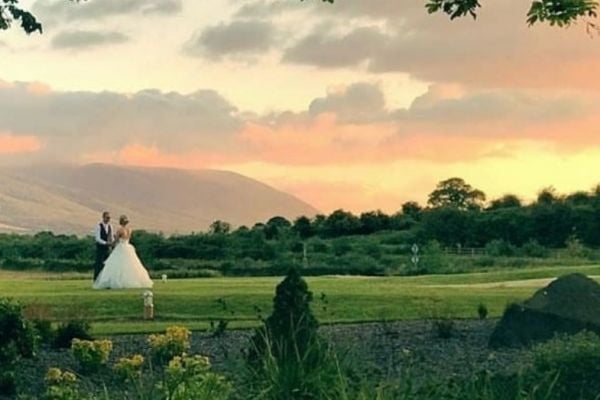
[1, 265, 599, 335]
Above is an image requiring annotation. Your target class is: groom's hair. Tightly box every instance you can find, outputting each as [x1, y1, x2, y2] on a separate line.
[102, 211, 110, 218]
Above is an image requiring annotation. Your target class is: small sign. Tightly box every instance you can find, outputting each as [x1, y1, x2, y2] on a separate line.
[411, 244, 419, 254]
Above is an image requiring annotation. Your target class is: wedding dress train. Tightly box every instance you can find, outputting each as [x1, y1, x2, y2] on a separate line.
[93, 239, 153, 289]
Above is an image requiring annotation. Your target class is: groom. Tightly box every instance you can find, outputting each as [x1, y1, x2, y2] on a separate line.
[93, 211, 114, 281]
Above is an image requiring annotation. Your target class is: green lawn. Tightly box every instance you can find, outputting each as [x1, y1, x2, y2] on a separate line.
[1, 265, 598, 335]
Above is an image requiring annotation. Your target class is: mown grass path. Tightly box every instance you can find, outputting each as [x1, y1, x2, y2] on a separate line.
[1, 265, 598, 335]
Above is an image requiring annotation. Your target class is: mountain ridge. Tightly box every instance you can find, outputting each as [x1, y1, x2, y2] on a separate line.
[0, 163, 318, 235]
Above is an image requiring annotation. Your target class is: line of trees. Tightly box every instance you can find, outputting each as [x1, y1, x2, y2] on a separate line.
[1, 178, 600, 274]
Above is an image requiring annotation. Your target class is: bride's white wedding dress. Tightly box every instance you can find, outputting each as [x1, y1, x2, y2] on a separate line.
[93, 238, 153, 289]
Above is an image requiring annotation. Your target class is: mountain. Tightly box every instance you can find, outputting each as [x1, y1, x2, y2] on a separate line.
[0, 164, 319, 235]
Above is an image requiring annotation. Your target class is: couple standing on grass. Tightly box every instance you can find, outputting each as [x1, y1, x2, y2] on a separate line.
[92, 211, 153, 290]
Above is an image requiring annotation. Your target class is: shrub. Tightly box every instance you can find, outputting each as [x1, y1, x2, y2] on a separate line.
[113, 354, 145, 382]
[485, 239, 517, 257]
[565, 235, 589, 258]
[43, 368, 83, 400]
[33, 319, 55, 345]
[246, 268, 331, 399]
[160, 354, 232, 400]
[148, 326, 191, 365]
[71, 339, 112, 373]
[477, 304, 488, 320]
[53, 320, 92, 349]
[0, 370, 16, 398]
[332, 239, 352, 256]
[362, 242, 382, 259]
[520, 239, 550, 258]
[530, 331, 600, 400]
[407, 240, 445, 275]
[0, 298, 36, 358]
[0, 298, 36, 396]
[309, 239, 329, 253]
[248, 268, 319, 365]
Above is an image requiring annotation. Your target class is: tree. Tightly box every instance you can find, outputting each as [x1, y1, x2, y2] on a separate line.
[248, 268, 319, 365]
[488, 194, 523, 210]
[292, 216, 313, 240]
[425, 0, 598, 27]
[427, 177, 486, 210]
[208, 220, 231, 235]
[1, 0, 85, 34]
[401, 201, 423, 219]
[565, 191, 591, 206]
[536, 186, 560, 205]
[322, 209, 361, 237]
[4, 0, 596, 35]
[0, 0, 42, 34]
[264, 216, 291, 239]
[358, 210, 390, 234]
[313, 0, 598, 27]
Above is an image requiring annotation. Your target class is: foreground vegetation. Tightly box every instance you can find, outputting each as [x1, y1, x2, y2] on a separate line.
[2, 269, 600, 399]
[2, 264, 599, 335]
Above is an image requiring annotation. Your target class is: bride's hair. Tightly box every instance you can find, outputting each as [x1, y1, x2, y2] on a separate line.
[119, 215, 129, 226]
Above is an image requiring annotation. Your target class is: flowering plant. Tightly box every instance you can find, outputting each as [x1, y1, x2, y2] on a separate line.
[160, 354, 231, 400]
[113, 354, 145, 382]
[147, 326, 191, 365]
[71, 339, 112, 373]
[44, 368, 81, 400]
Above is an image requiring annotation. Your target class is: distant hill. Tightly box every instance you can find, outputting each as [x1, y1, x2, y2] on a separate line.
[0, 164, 319, 235]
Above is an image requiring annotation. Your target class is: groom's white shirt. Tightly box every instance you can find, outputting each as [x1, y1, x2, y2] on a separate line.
[94, 222, 114, 245]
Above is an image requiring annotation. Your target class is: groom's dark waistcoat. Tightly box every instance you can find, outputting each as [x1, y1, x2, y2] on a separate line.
[99, 223, 112, 245]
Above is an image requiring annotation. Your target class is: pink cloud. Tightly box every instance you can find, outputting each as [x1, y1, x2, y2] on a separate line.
[0, 133, 41, 154]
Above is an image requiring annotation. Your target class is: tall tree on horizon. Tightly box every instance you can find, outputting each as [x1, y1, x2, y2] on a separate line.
[428, 177, 486, 210]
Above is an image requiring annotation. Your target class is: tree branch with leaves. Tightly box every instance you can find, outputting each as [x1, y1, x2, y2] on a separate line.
[308, 0, 598, 27]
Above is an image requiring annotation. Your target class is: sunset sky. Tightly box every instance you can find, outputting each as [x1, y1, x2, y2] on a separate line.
[1, 0, 600, 213]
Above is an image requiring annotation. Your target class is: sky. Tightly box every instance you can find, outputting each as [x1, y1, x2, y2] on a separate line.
[1, 0, 600, 213]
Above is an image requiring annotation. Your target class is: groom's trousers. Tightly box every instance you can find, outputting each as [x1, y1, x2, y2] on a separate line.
[94, 244, 110, 280]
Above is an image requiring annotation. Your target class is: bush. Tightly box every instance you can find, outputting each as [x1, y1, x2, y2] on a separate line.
[71, 339, 113, 373]
[161, 354, 232, 400]
[407, 240, 445, 275]
[477, 304, 488, 320]
[248, 268, 319, 365]
[53, 320, 92, 349]
[33, 319, 55, 345]
[245, 268, 332, 399]
[0, 298, 36, 396]
[485, 239, 517, 257]
[332, 239, 352, 256]
[519, 239, 550, 258]
[148, 326, 191, 365]
[362, 242, 382, 259]
[0, 298, 36, 358]
[530, 331, 600, 400]
[309, 239, 329, 253]
[565, 235, 589, 258]
[43, 368, 84, 400]
[113, 354, 145, 382]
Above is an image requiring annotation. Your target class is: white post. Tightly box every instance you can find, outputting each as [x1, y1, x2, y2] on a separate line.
[143, 291, 154, 320]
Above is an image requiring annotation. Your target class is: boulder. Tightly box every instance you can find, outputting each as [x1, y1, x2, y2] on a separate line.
[489, 273, 600, 348]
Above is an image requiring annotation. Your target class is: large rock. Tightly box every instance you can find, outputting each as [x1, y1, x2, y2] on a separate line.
[489, 273, 600, 348]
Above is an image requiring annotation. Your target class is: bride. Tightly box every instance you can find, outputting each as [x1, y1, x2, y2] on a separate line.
[93, 215, 153, 289]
